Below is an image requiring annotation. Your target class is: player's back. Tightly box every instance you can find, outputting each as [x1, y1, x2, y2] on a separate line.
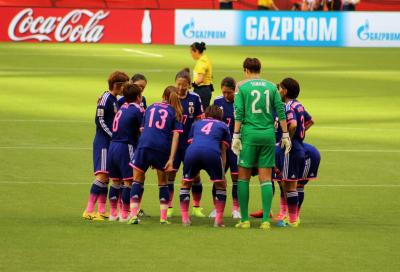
[286, 99, 308, 145]
[111, 103, 144, 146]
[138, 102, 182, 154]
[235, 78, 284, 146]
[188, 118, 231, 155]
[214, 96, 234, 136]
[94, 91, 118, 147]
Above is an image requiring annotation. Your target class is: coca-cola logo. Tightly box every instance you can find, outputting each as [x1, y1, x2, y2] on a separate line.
[8, 8, 110, 42]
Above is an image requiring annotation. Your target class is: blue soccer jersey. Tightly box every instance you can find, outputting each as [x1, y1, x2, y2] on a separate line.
[187, 118, 231, 155]
[93, 91, 118, 148]
[179, 92, 204, 149]
[137, 102, 183, 154]
[213, 95, 234, 136]
[111, 102, 144, 147]
[285, 99, 309, 143]
[118, 95, 147, 110]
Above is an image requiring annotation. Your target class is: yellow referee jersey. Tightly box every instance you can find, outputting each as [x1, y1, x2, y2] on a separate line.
[193, 55, 212, 86]
[258, 0, 274, 8]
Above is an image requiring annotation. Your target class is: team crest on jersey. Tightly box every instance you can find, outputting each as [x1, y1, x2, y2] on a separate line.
[113, 103, 118, 113]
[188, 102, 194, 117]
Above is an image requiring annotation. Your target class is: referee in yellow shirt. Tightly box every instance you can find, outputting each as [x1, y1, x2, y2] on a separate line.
[258, 0, 279, 10]
[190, 42, 213, 109]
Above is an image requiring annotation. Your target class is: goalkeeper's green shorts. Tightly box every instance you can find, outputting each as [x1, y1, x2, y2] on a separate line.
[238, 143, 275, 169]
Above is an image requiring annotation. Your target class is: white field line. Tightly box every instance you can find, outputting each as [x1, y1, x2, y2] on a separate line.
[0, 146, 399, 153]
[0, 180, 399, 188]
[122, 48, 163, 58]
[0, 120, 398, 133]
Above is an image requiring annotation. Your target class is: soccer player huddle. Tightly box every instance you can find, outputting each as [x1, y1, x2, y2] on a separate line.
[82, 53, 320, 230]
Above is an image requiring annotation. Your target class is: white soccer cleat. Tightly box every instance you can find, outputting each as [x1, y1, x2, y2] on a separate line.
[208, 209, 217, 218]
[108, 214, 119, 222]
[231, 210, 241, 219]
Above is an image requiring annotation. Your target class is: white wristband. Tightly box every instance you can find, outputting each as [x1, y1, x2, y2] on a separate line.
[282, 132, 289, 138]
[233, 133, 241, 139]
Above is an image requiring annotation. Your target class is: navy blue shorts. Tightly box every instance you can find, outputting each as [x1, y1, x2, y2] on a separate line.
[281, 145, 305, 182]
[173, 147, 186, 171]
[301, 143, 321, 180]
[107, 142, 135, 181]
[93, 146, 109, 175]
[183, 148, 224, 182]
[225, 148, 238, 175]
[130, 147, 169, 173]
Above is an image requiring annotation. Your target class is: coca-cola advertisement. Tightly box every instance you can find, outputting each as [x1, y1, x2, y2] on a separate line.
[0, 7, 175, 44]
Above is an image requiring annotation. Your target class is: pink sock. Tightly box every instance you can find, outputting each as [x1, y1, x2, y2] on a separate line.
[192, 192, 201, 207]
[121, 203, 130, 219]
[180, 200, 190, 222]
[232, 199, 239, 211]
[109, 198, 118, 217]
[168, 191, 174, 208]
[279, 196, 288, 215]
[215, 200, 226, 224]
[130, 199, 140, 217]
[160, 203, 168, 221]
[98, 194, 107, 214]
[86, 194, 97, 213]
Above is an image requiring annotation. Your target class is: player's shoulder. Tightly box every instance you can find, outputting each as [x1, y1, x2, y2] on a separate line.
[98, 91, 111, 106]
[188, 91, 201, 100]
[128, 102, 144, 112]
[214, 95, 224, 102]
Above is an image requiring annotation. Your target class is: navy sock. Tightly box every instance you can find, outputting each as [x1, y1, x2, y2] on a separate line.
[232, 181, 238, 200]
[122, 185, 131, 205]
[212, 183, 216, 199]
[297, 187, 305, 210]
[109, 183, 121, 201]
[130, 182, 143, 201]
[179, 188, 190, 202]
[90, 180, 106, 195]
[168, 183, 174, 195]
[215, 189, 227, 202]
[159, 185, 170, 203]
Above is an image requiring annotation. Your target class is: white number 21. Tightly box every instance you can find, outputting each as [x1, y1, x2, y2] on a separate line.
[251, 89, 270, 114]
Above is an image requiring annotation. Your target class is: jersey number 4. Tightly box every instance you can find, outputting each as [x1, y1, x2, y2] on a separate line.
[251, 90, 270, 114]
[201, 122, 214, 135]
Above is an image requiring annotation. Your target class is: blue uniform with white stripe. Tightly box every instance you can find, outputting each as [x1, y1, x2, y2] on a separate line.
[173, 92, 204, 170]
[213, 95, 238, 175]
[301, 143, 320, 180]
[93, 91, 118, 175]
[131, 102, 183, 172]
[281, 100, 308, 181]
[118, 95, 147, 110]
[108, 102, 144, 180]
[183, 118, 231, 182]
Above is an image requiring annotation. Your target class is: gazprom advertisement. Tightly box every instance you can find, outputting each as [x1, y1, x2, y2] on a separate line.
[175, 10, 400, 48]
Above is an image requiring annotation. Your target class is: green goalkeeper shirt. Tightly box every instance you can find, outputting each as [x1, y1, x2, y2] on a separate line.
[234, 78, 285, 146]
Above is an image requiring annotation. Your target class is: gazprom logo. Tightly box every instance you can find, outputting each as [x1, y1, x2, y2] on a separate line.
[182, 18, 226, 39]
[357, 20, 400, 41]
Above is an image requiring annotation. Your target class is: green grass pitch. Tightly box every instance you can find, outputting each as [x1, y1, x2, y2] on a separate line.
[0, 43, 399, 271]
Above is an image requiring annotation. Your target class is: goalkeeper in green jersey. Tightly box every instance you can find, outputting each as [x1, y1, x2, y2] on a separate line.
[232, 58, 291, 230]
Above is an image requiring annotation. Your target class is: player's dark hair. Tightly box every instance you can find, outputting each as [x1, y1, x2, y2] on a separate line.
[280, 78, 300, 99]
[163, 86, 183, 122]
[131, 73, 147, 83]
[123, 83, 141, 103]
[221, 77, 236, 90]
[205, 105, 223, 121]
[108, 71, 129, 91]
[175, 68, 191, 84]
[243, 58, 261, 73]
[190, 42, 206, 54]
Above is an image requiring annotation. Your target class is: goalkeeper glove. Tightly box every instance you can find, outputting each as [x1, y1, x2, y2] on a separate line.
[232, 133, 242, 156]
[281, 132, 292, 154]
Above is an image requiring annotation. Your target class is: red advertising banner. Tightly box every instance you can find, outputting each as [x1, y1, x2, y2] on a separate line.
[0, 7, 174, 44]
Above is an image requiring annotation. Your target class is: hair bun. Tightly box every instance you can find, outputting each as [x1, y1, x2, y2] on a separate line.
[200, 42, 206, 50]
[182, 67, 190, 73]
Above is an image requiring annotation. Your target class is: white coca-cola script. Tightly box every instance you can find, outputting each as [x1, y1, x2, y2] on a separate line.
[8, 8, 110, 42]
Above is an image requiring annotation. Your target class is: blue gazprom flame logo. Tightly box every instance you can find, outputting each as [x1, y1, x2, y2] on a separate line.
[357, 20, 370, 41]
[183, 18, 195, 38]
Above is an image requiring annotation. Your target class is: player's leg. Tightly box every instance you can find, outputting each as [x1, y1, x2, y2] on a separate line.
[228, 149, 240, 218]
[191, 174, 205, 218]
[297, 180, 308, 220]
[235, 143, 257, 229]
[83, 147, 109, 220]
[180, 150, 199, 225]
[121, 180, 133, 222]
[166, 149, 183, 217]
[156, 169, 170, 224]
[213, 181, 227, 227]
[283, 180, 298, 226]
[275, 181, 288, 221]
[128, 148, 148, 224]
[109, 180, 121, 221]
